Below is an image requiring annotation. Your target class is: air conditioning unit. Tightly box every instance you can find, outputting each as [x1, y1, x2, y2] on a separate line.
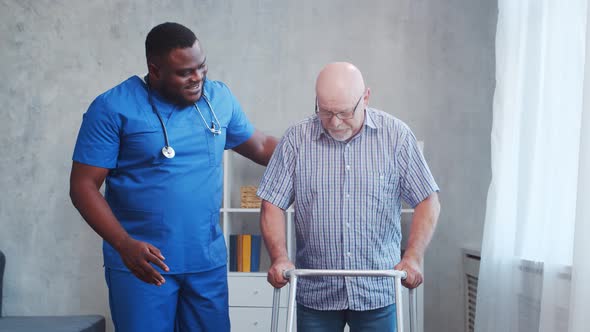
[462, 249, 480, 332]
[462, 249, 571, 332]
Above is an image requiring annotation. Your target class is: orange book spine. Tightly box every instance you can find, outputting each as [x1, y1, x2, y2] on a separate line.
[242, 234, 252, 272]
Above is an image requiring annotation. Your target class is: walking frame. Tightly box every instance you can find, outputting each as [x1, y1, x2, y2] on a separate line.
[271, 269, 417, 332]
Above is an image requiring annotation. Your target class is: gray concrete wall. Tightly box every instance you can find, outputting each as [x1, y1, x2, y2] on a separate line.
[0, 1, 496, 331]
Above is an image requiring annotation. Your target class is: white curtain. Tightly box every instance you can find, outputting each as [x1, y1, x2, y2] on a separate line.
[475, 1, 590, 332]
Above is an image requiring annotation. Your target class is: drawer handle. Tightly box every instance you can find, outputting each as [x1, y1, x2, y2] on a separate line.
[253, 290, 259, 295]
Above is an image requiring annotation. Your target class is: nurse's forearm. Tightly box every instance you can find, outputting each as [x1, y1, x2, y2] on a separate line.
[258, 134, 279, 165]
[260, 200, 288, 263]
[70, 181, 130, 250]
[233, 130, 279, 166]
[69, 162, 168, 284]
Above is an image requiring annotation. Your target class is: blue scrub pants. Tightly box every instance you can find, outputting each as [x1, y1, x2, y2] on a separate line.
[296, 303, 396, 332]
[105, 265, 229, 332]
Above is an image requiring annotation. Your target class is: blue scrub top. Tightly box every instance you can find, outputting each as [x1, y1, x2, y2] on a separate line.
[73, 76, 254, 273]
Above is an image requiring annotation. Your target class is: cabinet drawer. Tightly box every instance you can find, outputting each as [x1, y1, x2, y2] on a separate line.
[228, 275, 289, 307]
[229, 307, 291, 332]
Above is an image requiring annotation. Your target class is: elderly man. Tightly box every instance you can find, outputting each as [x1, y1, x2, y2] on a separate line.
[257, 62, 440, 331]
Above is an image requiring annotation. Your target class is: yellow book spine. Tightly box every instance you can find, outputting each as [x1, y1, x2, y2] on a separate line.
[242, 234, 252, 272]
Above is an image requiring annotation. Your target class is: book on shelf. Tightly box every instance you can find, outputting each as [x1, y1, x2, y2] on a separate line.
[228, 233, 262, 272]
[242, 234, 252, 272]
[236, 235, 243, 272]
[250, 235, 261, 272]
[229, 235, 238, 272]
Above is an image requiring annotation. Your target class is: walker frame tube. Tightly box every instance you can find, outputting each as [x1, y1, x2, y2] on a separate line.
[270, 269, 416, 332]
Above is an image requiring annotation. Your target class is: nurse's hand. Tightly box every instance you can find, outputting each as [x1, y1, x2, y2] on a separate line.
[267, 256, 295, 289]
[117, 237, 170, 286]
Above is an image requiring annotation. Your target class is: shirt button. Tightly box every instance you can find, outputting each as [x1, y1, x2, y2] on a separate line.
[345, 165, 351, 171]
[345, 194, 351, 199]
[346, 222, 351, 228]
[346, 252, 352, 257]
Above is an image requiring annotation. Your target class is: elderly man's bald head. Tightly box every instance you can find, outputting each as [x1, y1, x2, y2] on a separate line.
[316, 62, 366, 107]
[314, 62, 370, 142]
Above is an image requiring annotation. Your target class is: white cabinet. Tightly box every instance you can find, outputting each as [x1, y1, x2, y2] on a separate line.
[221, 151, 423, 332]
[222, 151, 294, 331]
[229, 307, 289, 332]
[228, 275, 290, 331]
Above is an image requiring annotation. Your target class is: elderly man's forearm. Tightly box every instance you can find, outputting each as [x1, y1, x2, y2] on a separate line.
[404, 193, 441, 260]
[260, 200, 289, 262]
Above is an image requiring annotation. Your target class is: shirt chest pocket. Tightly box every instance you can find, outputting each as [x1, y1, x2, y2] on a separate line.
[364, 171, 396, 202]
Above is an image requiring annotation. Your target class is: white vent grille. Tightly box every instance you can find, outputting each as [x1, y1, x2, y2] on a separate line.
[466, 274, 478, 332]
[463, 249, 480, 332]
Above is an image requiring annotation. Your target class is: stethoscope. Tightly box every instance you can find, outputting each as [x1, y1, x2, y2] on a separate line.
[144, 77, 222, 159]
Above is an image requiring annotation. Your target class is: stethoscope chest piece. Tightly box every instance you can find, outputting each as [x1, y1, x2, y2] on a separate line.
[162, 146, 176, 159]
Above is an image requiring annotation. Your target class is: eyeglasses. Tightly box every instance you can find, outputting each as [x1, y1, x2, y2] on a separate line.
[315, 92, 364, 120]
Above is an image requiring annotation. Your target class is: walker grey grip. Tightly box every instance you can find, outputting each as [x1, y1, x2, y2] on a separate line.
[270, 269, 416, 332]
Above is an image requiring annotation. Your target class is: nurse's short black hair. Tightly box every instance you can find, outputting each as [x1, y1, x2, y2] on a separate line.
[145, 22, 198, 60]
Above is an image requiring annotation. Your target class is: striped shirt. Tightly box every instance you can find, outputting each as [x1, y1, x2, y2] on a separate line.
[257, 108, 439, 311]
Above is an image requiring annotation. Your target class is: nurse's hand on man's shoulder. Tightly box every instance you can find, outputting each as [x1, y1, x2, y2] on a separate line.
[117, 237, 170, 286]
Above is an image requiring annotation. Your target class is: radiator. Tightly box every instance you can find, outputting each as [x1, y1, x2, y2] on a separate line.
[462, 249, 481, 332]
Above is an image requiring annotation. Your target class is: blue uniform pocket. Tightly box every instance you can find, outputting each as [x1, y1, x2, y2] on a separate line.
[119, 129, 167, 168]
[209, 213, 227, 265]
[206, 126, 227, 166]
[112, 208, 166, 248]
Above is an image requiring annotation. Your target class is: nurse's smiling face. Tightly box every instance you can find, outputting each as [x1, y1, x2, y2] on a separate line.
[149, 41, 208, 106]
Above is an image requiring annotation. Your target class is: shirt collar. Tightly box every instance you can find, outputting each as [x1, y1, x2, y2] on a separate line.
[365, 108, 378, 130]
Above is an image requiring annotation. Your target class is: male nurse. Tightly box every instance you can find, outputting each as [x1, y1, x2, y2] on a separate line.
[70, 22, 277, 331]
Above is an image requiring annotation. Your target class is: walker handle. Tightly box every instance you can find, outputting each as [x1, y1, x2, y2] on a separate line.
[271, 269, 415, 332]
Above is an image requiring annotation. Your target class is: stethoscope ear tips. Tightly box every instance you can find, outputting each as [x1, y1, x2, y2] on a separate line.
[162, 146, 176, 159]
